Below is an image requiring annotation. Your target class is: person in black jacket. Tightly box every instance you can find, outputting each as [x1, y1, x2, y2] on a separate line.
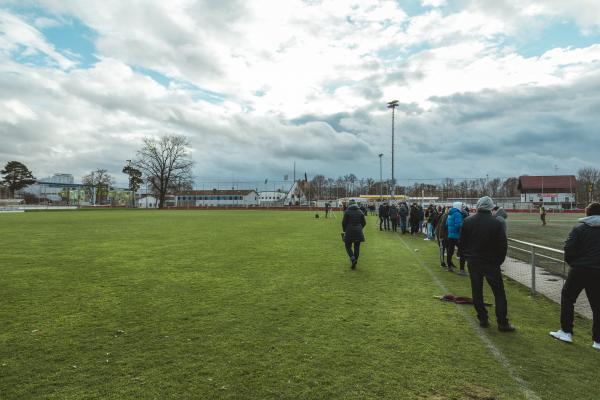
[399, 202, 409, 234]
[389, 204, 399, 232]
[550, 203, 600, 349]
[378, 202, 389, 231]
[460, 196, 514, 332]
[342, 199, 367, 269]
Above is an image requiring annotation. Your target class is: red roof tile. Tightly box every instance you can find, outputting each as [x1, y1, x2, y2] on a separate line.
[518, 176, 577, 191]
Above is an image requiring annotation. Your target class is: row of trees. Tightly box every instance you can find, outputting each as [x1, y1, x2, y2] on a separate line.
[305, 170, 600, 204]
[305, 174, 521, 200]
[3, 138, 600, 207]
[79, 135, 194, 208]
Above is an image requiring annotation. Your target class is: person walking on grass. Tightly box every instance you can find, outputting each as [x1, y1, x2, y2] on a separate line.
[460, 196, 515, 332]
[342, 199, 366, 269]
[550, 203, 600, 350]
[540, 205, 547, 226]
[446, 202, 466, 274]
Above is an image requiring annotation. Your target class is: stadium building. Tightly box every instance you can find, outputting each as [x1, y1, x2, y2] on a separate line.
[518, 175, 577, 209]
[175, 190, 259, 207]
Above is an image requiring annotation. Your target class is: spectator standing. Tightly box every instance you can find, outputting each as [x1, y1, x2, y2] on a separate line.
[399, 202, 409, 234]
[342, 199, 367, 269]
[550, 203, 600, 349]
[435, 207, 449, 268]
[409, 203, 420, 235]
[389, 204, 399, 232]
[492, 206, 508, 234]
[425, 204, 436, 240]
[378, 202, 386, 231]
[460, 196, 514, 332]
[446, 202, 466, 274]
[325, 202, 331, 219]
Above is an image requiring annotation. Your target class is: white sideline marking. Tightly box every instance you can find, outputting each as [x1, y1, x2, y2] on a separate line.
[396, 235, 541, 400]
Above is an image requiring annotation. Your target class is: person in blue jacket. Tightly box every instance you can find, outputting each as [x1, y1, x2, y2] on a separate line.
[446, 201, 466, 274]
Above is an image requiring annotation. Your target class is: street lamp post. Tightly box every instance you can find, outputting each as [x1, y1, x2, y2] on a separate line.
[126, 160, 133, 208]
[378, 153, 383, 201]
[387, 100, 399, 198]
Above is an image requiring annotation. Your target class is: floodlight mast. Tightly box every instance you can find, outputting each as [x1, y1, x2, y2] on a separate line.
[378, 153, 383, 201]
[387, 100, 399, 199]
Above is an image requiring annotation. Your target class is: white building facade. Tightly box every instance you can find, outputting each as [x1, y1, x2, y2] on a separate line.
[175, 190, 259, 207]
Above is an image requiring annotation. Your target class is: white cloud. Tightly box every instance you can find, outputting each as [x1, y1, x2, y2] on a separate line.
[0, 10, 75, 69]
[2, 0, 600, 183]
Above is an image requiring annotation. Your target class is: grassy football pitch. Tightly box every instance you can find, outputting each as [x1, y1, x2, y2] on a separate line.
[505, 212, 585, 250]
[1, 210, 599, 399]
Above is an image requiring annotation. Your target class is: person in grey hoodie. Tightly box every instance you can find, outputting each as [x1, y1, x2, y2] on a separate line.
[493, 206, 508, 234]
[550, 203, 600, 349]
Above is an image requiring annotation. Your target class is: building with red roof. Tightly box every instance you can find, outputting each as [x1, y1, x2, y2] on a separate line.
[518, 175, 577, 209]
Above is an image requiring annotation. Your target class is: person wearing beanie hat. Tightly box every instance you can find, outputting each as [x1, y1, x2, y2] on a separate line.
[446, 202, 466, 274]
[459, 196, 515, 332]
[476, 196, 495, 211]
[342, 198, 367, 269]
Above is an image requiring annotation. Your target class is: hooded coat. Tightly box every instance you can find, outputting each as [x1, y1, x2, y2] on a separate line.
[564, 215, 600, 270]
[495, 208, 508, 234]
[342, 204, 367, 242]
[446, 207, 463, 239]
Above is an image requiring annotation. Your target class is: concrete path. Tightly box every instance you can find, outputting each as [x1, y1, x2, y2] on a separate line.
[502, 257, 592, 319]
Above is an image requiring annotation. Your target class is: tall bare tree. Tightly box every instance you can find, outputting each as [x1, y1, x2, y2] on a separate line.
[82, 169, 115, 205]
[578, 167, 600, 203]
[134, 135, 194, 208]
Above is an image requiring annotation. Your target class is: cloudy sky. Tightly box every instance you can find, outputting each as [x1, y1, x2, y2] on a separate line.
[1, 0, 600, 187]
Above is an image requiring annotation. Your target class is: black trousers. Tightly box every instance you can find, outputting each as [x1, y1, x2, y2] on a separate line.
[345, 241, 361, 260]
[391, 218, 398, 231]
[446, 238, 466, 270]
[400, 217, 407, 233]
[410, 222, 419, 234]
[560, 267, 600, 342]
[468, 262, 509, 325]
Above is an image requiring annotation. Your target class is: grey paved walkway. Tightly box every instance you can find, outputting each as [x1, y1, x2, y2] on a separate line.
[502, 257, 592, 319]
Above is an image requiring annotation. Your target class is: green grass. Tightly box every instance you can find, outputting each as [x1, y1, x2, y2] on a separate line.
[0, 210, 598, 399]
[505, 212, 585, 276]
[506, 212, 584, 249]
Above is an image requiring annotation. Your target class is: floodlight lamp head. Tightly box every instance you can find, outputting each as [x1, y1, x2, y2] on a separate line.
[378, 153, 383, 157]
[387, 100, 399, 108]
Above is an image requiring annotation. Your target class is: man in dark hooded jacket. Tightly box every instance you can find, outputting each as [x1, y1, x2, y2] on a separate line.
[343, 199, 367, 269]
[460, 196, 514, 332]
[550, 203, 600, 349]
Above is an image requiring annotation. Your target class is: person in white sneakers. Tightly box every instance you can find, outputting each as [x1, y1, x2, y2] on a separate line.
[550, 202, 600, 350]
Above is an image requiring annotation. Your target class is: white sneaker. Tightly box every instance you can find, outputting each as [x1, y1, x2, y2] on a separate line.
[424, 238, 430, 241]
[550, 330, 573, 343]
[593, 342, 600, 350]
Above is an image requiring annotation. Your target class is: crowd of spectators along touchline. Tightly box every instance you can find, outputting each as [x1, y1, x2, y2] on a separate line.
[334, 198, 600, 352]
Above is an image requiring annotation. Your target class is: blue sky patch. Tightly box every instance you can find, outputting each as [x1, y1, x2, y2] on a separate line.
[41, 18, 98, 68]
[514, 20, 600, 58]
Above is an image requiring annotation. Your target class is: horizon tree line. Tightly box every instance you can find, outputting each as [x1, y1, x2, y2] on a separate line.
[2, 146, 600, 207]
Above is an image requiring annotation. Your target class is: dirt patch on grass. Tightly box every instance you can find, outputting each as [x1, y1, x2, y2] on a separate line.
[419, 383, 497, 400]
